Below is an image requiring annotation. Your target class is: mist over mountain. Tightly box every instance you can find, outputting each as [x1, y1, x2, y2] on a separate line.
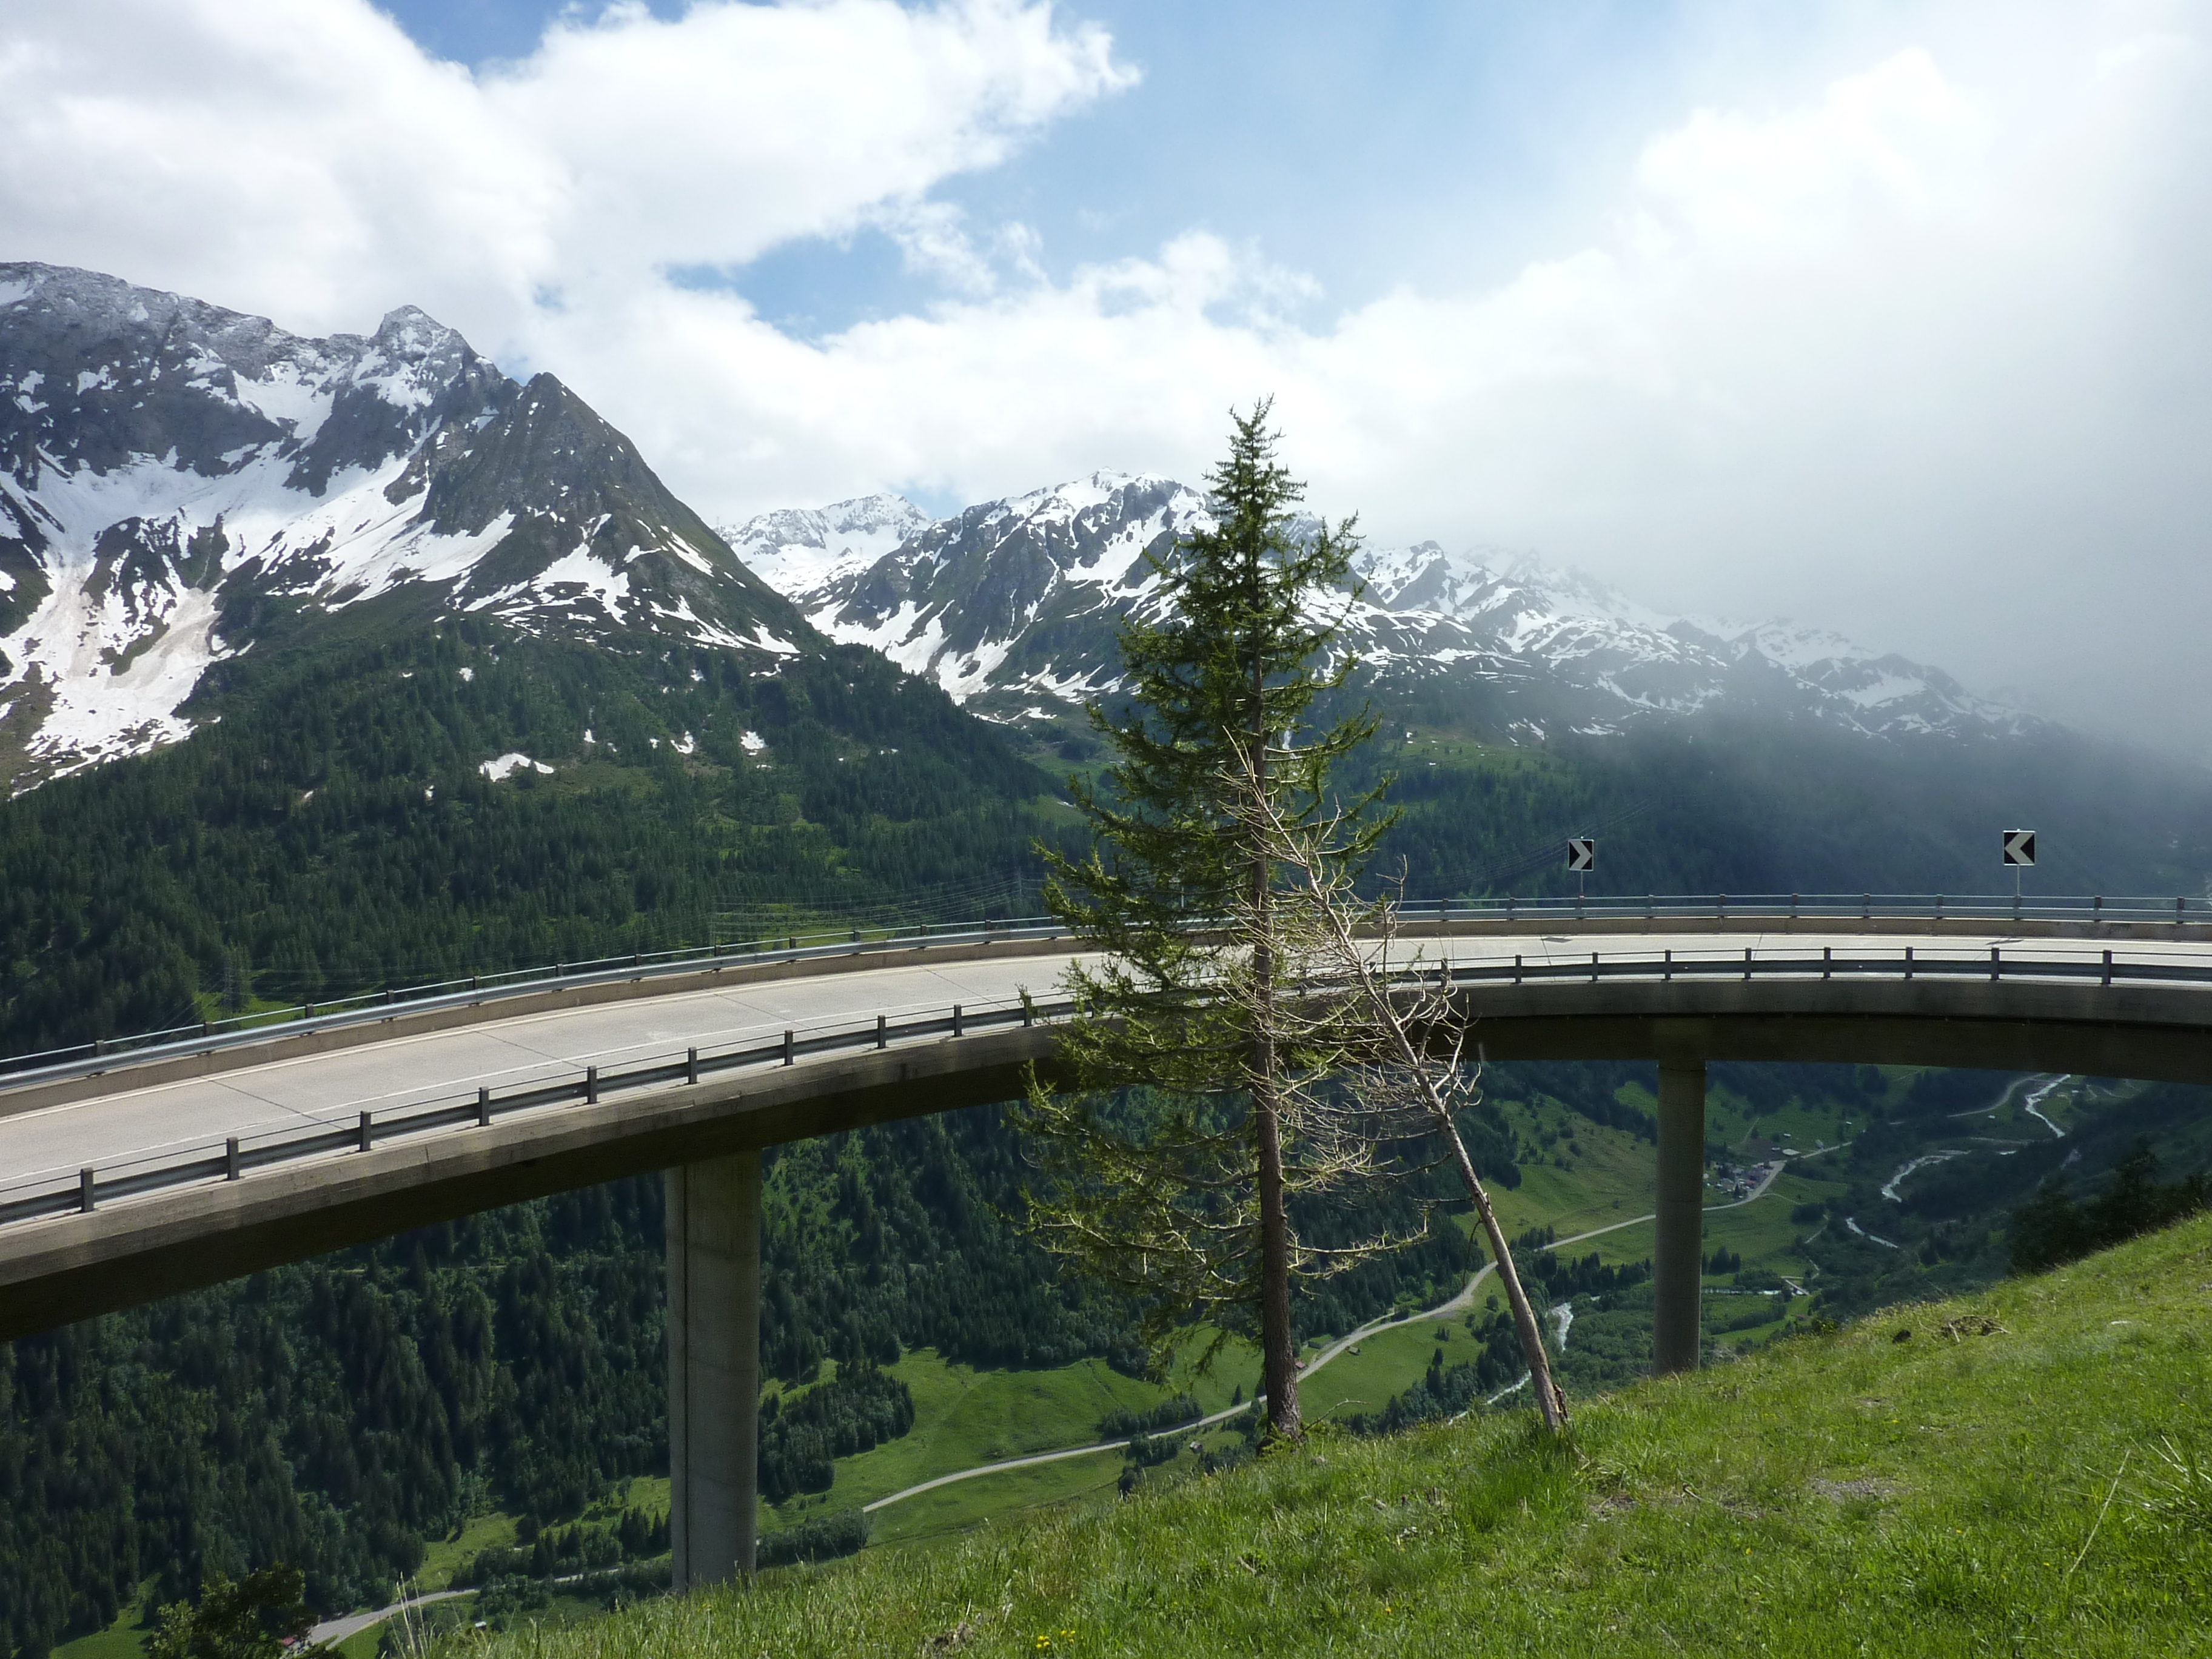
[722, 474, 2036, 749]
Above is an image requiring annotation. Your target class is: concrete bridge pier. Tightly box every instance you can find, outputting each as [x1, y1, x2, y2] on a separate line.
[1653, 1060, 1707, 1375]
[665, 1151, 762, 1589]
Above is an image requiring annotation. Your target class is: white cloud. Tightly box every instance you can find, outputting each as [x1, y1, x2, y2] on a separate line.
[0, 0, 1133, 337]
[3, 0, 2208, 749]
[555, 24, 2202, 754]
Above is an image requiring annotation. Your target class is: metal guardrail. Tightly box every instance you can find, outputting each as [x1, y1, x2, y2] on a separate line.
[0, 989, 1074, 1229]
[7, 893, 2205, 1088]
[1430, 893, 2212, 925]
[0, 919, 1073, 1090]
[8, 930, 2212, 1235]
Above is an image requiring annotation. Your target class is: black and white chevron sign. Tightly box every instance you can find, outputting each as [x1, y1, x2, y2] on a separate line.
[2002, 830, 2037, 867]
[1566, 838, 1595, 873]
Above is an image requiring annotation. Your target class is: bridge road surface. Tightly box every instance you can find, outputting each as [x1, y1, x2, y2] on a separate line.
[11, 923, 2212, 1346]
[0, 946, 1096, 1191]
[12, 925, 2203, 1188]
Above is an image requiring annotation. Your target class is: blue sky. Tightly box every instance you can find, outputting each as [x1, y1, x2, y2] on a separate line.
[373, 1, 1765, 333]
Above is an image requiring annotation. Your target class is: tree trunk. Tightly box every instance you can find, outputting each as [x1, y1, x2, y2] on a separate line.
[1253, 1080, 1301, 1438]
[1439, 1117, 1568, 1430]
[1247, 568, 1299, 1438]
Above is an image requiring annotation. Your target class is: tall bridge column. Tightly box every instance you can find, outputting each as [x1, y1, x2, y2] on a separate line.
[1654, 1061, 1707, 1375]
[666, 1151, 761, 1589]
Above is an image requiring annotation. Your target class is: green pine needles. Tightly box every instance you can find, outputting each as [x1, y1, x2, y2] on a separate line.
[1016, 402, 1400, 1440]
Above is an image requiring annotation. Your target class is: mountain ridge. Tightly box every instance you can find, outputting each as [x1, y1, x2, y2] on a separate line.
[722, 475, 2033, 748]
[0, 263, 815, 793]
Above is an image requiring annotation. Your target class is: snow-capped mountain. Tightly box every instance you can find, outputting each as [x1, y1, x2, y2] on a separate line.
[724, 472, 1198, 709]
[0, 263, 811, 791]
[725, 473, 2029, 743]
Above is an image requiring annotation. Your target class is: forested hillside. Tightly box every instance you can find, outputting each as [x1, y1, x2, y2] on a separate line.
[0, 607, 1068, 1057]
[0, 1102, 1478, 1652]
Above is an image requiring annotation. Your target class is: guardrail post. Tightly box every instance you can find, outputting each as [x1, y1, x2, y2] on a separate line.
[226, 1138, 241, 1181]
[2102, 949, 2113, 987]
[358, 1112, 372, 1152]
[2014, 893, 2023, 922]
[1664, 948, 1674, 982]
[1022, 1001, 1034, 1028]
[1791, 894, 1799, 920]
[953, 1004, 965, 1037]
[1506, 895, 1515, 922]
[1991, 947, 2000, 982]
[1935, 895, 1944, 921]
[80, 1168, 96, 1213]
[1823, 946, 1832, 980]
[471, 974, 480, 993]
[477, 1087, 492, 1127]
[1513, 953, 1523, 985]
[1743, 947, 1752, 981]
[2179, 897, 2188, 923]
[2094, 896, 2103, 925]
[1590, 952, 1599, 984]
[384, 988, 394, 1007]
[666, 1150, 762, 1589]
[1654, 1062, 1706, 1375]
[876, 1014, 888, 1050]
[1575, 893, 1584, 922]
[201, 1021, 211, 1039]
[586, 1065, 600, 1105]
[1646, 894, 1654, 920]
[1862, 894, 1871, 922]
[1717, 895, 1727, 920]
[687, 1048, 700, 1087]
[1905, 947, 1915, 981]
[782, 1030, 794, 1067]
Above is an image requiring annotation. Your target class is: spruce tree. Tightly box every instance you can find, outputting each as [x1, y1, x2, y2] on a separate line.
[1017, 401, 1395, 1438]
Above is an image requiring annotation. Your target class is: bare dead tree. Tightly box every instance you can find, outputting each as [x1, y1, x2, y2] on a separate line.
[1222, 748, 1571, 1432]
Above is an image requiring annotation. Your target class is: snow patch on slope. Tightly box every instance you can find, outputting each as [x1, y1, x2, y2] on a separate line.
[720, 494, 932, 592]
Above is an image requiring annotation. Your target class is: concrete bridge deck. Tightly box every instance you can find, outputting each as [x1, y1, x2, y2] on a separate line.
[10, 913, 2212, 1584]
[8, 918, 2212, 1342]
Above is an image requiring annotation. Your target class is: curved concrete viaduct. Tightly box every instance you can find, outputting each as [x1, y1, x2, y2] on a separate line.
[8, 913, 2212, 1582]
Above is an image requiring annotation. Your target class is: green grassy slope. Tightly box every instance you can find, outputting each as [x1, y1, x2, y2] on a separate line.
[478, 1213, 2212, 1657]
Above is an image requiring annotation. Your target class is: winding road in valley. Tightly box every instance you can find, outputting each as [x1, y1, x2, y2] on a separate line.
[862, 1151, 1798, 1512]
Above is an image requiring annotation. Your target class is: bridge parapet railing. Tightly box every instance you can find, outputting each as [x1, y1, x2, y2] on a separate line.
[4, 894, 2206, 1090]
[0, 917, 1072, 1087]
[1395, 893, 2211, 927]
[0, 989, 1071, 1230]
[8, 936, 2212, 1238]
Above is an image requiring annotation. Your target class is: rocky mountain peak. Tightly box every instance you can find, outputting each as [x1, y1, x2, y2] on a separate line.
[0, 266, 816, 794]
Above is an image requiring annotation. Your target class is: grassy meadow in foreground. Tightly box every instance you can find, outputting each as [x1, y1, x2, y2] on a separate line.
[458, 1212, 2212, 1657]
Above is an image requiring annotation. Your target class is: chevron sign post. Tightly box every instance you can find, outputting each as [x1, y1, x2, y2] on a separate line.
[2003, 829, 2036, 899]
[1566, 837, 1595, 902]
